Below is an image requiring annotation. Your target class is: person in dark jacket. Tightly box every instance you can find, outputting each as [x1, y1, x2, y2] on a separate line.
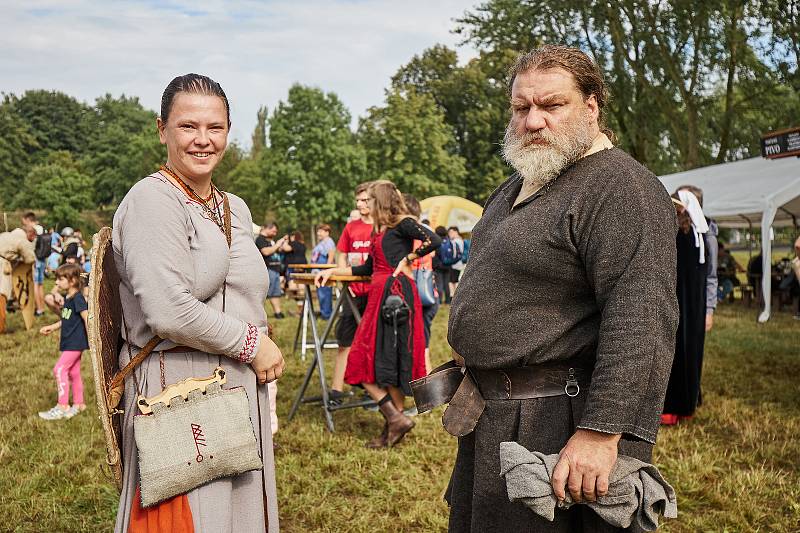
[433, 226, 451, 304]
[446, 45, 678, 532]
[283, 230, 307, 316]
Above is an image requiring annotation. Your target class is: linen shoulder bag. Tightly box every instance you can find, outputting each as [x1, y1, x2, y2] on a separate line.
[129, 193, 262, 507]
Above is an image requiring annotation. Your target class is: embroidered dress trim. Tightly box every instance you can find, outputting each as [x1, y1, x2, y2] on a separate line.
[150, 172, 226, 231]
[238, 324, 259, 363]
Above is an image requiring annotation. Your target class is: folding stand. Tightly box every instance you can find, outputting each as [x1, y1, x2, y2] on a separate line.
[287, 273, 375, 432]
[292, 286, 340, 361]
[287, 264, 338, 360]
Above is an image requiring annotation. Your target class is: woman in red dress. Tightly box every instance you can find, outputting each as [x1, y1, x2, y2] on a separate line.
[316, 181, 441, 448]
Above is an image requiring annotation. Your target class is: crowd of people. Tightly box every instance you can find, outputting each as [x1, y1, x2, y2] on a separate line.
[0, 212, 93, 421]
[6, 44, 800, 533]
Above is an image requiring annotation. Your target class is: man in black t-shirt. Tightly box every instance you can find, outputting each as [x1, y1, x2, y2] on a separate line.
[256, 222, 292, 318]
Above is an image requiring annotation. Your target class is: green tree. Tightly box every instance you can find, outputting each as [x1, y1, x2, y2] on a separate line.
[391, 46, 515, 203]
[81, 95, 162, 205]
[763, 0, 799, 92]
[454, 0, 800, 172]
[205, 141, 244, 193]
[119, 125, 168, 188]
[225, 157, 268, 222]
[0, 104, 40, 208]
[250, 106, 268, 159]
[358, 87, 467, 198]
[266, 84, 366, 228]
[6, 90, 94, 158]
[14, 152, 94, 226]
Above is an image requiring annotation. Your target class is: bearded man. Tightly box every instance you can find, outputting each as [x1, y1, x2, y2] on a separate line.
[445, 45, 679, 532]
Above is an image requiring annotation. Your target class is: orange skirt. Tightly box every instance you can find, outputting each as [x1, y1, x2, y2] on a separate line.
[129, 486, 194, 533]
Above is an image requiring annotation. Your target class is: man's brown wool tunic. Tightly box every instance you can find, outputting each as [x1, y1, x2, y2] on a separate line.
[446, 148, 679, 532]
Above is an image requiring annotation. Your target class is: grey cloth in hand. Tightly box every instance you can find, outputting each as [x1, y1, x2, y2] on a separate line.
[499, 441, 677, 532]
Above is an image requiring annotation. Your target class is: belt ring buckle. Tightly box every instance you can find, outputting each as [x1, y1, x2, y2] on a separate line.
[564, 367, 580, 397]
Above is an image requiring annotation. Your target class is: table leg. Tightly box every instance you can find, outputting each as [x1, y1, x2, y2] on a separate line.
[287, 281, 373, 429]
[343, 287, 363, 323]
[288, 289, 318, 421]
[305, 293, 335, 432]
[292, 292, 306, 355]
[300, 296, 310, 361]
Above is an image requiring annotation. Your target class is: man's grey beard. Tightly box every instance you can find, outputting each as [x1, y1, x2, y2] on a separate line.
[501, 115, 594, 189]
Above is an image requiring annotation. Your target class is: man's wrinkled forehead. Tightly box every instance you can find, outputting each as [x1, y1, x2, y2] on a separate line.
[510, 67, 582, 102]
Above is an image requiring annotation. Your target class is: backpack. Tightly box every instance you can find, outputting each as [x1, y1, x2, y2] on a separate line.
[35, 233, 52, 261]
[461, 239, 471, 264]
[439, 239, 462, 266]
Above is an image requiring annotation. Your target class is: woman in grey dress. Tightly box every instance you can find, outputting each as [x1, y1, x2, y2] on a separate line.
[113, 74, 284, 532]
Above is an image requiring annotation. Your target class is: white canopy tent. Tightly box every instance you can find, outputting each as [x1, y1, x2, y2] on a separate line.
[659, 156, 800, 322]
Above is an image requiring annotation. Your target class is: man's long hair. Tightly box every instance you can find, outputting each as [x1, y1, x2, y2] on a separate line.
[508, 45, 614, 142]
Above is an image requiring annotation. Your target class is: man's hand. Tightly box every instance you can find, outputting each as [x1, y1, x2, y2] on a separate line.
[551, 429, 620, 503]
[250, 334, 285, 384]
[705, 312, 714, 332]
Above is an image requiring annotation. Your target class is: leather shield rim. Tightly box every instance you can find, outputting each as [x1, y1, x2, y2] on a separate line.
[87, 227, 124, 491]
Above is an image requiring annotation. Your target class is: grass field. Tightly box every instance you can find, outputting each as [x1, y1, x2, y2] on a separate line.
[1, 289, 798, 532]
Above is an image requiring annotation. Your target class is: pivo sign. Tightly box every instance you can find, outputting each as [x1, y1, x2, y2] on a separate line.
[761, 127, 800, 159]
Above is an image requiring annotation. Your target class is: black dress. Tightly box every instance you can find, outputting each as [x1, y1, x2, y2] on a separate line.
[284, 241, 307, 267]
[663, 229, 708, 416]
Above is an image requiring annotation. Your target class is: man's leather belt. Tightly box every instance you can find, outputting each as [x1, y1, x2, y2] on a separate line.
[471, 366, 589, 400]
[410, 361, 590, 438]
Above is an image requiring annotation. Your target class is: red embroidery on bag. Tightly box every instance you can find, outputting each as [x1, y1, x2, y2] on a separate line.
[191, 423, 206, 462]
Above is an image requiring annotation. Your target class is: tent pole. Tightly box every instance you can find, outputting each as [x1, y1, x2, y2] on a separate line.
[740, 215, 753, 263]
[758, 206, 779, 323]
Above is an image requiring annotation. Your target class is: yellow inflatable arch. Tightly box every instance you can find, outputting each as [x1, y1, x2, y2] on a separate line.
[419, 196, 483, 233]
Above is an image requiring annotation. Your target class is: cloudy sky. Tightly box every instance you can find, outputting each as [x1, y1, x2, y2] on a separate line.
[2, 0, 480, 145]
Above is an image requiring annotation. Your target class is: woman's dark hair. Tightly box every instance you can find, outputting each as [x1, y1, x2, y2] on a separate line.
[161, 73, 231, 127]
[435, 226, 448, 238]
[292, 230, 304, 243]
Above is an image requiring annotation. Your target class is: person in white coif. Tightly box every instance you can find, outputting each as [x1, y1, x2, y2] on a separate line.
[677, 189, 708, 263]
[676, 186, 718, 332]
[662, 184, 717, 426]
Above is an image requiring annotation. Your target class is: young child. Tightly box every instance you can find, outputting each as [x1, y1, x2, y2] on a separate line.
[38, 263, 88, 420]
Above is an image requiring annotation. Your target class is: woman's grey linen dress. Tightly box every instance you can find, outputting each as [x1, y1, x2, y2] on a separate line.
[112, 173, 279, 532]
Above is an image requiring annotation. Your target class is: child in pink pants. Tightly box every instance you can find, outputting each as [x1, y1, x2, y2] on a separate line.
[38, 264, 89, 420]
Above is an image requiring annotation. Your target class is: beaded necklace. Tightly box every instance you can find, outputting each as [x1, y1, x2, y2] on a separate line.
[160, 164, 224, 233]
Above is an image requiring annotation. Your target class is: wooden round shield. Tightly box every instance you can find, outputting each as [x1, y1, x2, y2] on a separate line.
[11, 262, 35, 330]
[87, 227, 124, 491]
